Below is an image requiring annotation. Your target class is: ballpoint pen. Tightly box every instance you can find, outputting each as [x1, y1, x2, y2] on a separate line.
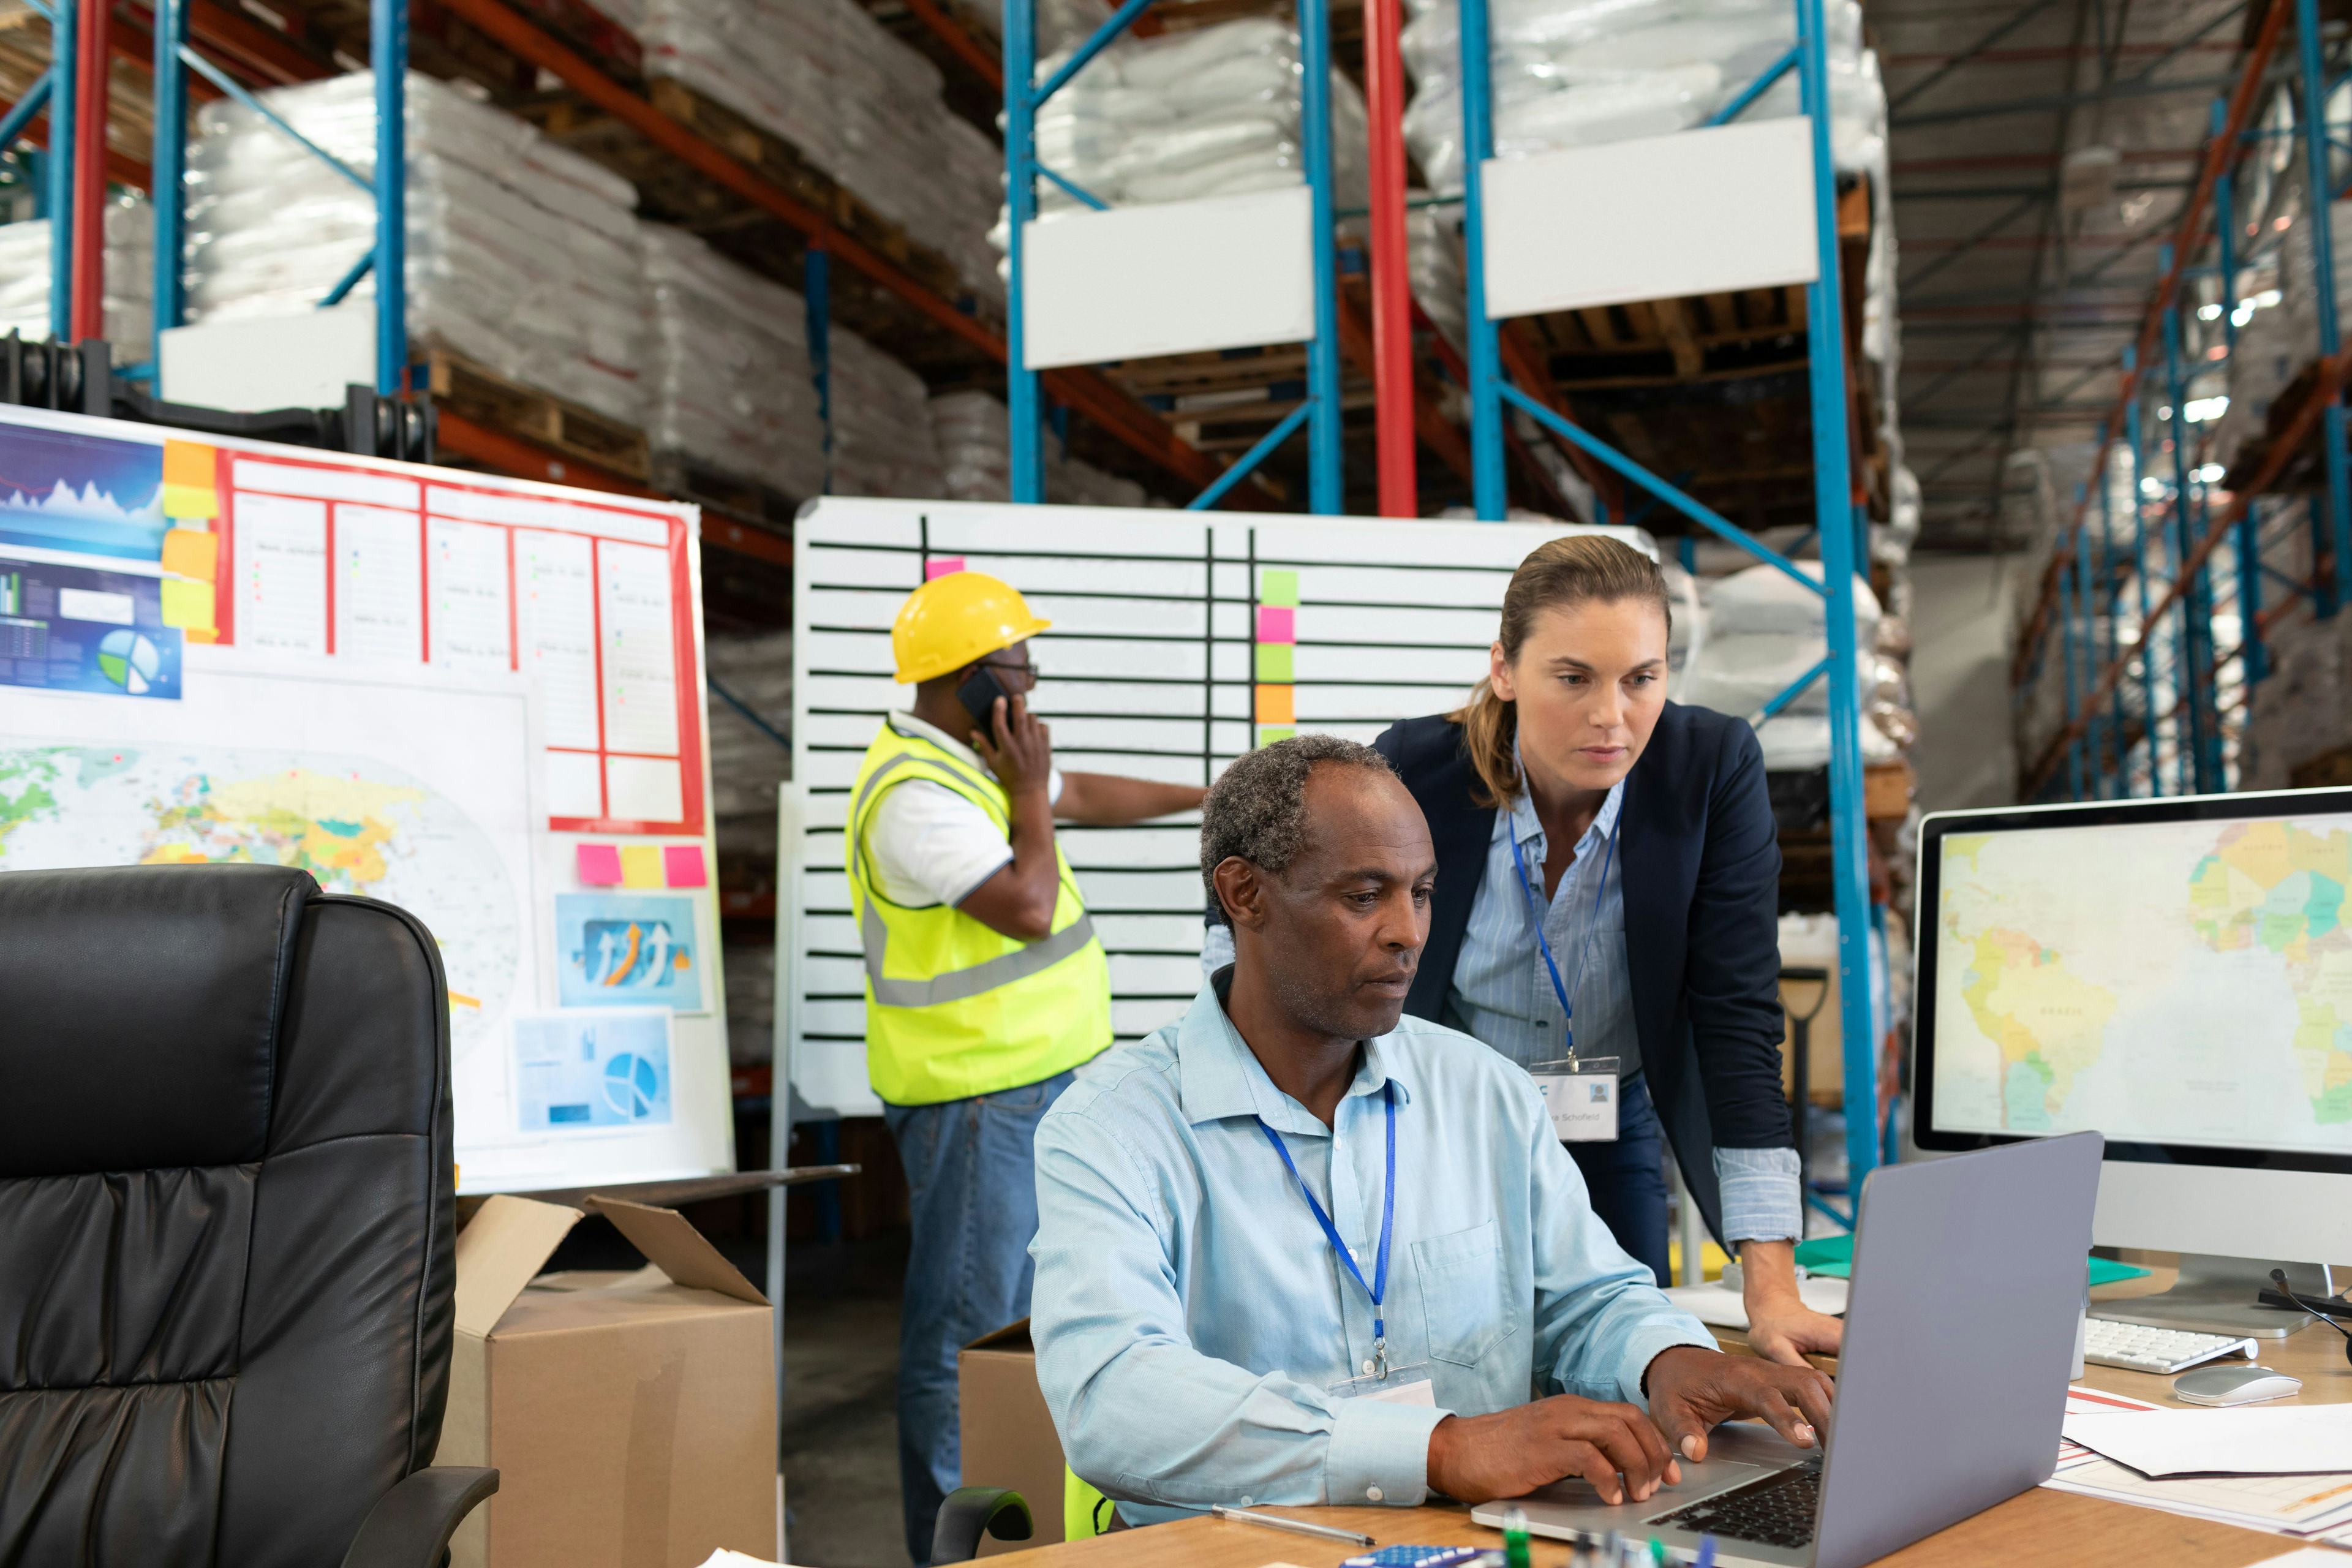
[1208, 1505, 1378, 1547]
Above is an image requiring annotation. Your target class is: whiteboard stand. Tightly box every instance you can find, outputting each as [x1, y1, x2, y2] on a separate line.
[769, 780, 811, 1564]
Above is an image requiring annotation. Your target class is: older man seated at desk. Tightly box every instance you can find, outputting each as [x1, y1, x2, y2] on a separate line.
[1029, 734, 1833, 1525]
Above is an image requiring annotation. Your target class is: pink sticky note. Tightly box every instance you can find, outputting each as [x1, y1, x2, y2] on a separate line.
[925, 556, 968, 579]
[1256, 605, 1295, 644]
[576, 843, 624, 886]
[664, 845, 709, 887]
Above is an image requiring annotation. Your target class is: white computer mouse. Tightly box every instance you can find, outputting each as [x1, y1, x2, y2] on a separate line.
[2173, 1364, 2304, 1406]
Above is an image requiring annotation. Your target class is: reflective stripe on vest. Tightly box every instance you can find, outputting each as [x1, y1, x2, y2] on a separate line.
[845, 718, 1110, 1104]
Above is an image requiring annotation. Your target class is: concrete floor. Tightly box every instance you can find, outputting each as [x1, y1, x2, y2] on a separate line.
[780, 1232, 916, 1568]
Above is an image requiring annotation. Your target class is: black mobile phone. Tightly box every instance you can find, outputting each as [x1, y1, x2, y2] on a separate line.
[957, 665, 1012, 731]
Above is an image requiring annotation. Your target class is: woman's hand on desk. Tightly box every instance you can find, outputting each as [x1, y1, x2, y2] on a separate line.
[1640, 1346, 1835, 1464]
[1426, 1394, 1682, 1507]
[1738, 1239, 1845, 1366]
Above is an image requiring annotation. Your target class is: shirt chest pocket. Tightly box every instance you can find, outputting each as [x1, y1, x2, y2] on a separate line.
[1411, 1219, 1515, 1368]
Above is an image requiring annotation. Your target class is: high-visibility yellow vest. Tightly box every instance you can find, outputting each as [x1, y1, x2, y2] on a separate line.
[845, 719, 1110, 1105]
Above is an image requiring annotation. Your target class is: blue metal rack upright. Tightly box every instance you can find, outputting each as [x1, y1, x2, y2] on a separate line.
[1000, 0, 1344, 513]
[2029, 0, 2350, 802]
[146, 0, 409, 396]
[1452, 0, 1883, 1196]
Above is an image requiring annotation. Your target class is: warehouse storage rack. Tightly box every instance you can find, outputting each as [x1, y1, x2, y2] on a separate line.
[16, 0, 1293, 513]
[1448, 0, 1889, 1197]
[2016, 0, 2350, 802]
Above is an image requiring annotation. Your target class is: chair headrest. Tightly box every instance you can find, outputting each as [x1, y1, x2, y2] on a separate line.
[0, 864, 316, 1177]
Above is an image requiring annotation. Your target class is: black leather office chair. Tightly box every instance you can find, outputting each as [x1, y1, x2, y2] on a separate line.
[0, 864, 497, 1567]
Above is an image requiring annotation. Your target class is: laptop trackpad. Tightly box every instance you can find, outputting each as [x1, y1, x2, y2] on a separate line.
[1473, 1422, 1815, 1532]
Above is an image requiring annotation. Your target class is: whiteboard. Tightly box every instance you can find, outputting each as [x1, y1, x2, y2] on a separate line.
[788, 498, 1616, 1118]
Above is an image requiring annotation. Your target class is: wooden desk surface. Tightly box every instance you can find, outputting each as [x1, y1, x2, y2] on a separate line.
[983, 1297, 2352, 1568]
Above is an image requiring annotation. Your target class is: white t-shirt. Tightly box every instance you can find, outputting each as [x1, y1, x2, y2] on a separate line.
[865, 712, 1063, 908]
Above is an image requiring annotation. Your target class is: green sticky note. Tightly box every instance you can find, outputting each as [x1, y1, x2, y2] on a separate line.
[1254, 643, 1294, 683]
[1256, 726, 1296, 747]
[1259, 568, 1300, 607]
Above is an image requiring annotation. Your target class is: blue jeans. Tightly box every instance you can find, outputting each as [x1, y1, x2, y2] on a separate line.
[1567, 1071, 1672, 1287]
[882, 1069, 1075, 1566]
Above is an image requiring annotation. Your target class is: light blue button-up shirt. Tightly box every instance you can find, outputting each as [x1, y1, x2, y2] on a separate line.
[1448, 775, 1633, 1074]
[1029, 981, 1717, 1523]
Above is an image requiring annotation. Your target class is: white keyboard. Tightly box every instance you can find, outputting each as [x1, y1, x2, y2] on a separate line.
[2082, 1317, 2258, 1374]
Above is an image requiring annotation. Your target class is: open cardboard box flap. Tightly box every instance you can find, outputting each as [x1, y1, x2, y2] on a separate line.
[452, 1193, 766, 1340]
[584, 1196, 767, 1306]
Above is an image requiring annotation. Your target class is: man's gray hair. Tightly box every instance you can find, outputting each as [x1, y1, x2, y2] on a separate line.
[1200, 734, 1395, 925]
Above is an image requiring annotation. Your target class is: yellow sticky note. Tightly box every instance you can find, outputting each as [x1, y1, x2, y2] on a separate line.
[161, 527, 219, 582]
[161, 440, 221, 519]
[160, 577, 216, 633]
[1254, 684, 1295, 726]
[619, 844, 665, 888]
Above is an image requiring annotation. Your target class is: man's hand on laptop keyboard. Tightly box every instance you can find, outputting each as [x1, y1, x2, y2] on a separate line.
[1640, 1346, 1836, 1463]
[1426, 1393, 1683, 1507]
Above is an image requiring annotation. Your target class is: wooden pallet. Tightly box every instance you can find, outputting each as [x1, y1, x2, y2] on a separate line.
[643, 78, 970, 303]
[650, 451, 802, 529]
[424, 349, 651, 481]
[1103, 342, 1374, 450]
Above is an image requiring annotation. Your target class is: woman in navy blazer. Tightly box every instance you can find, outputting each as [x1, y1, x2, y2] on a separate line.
[1373, 535, 1841, 1365]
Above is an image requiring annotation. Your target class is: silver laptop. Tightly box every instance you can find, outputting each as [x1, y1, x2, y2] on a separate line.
[1472, 1133, 2103, 1567]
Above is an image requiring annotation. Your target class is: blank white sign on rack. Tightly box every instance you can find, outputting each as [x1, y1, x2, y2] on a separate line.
[1020, 185, 1317, 368]
[1480, 117, 1820, 320]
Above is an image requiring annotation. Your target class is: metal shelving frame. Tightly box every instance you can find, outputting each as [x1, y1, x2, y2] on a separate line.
[1000, 0, 1344, 512]
[2022, 0, 2352, 803]
[1453, 0, 1884, 1197]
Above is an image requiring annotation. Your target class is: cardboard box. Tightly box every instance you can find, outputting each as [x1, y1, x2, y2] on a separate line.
[434, 1194, 776, 1568]
[957, 1321, 1067, 1555]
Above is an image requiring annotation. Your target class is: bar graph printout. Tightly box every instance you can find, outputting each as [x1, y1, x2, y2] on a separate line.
[788, 498, 1635, 1117]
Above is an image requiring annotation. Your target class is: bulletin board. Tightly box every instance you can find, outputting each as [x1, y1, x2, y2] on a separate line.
[788, 497, 1627, 1118]
[0, 403, 732, 1194]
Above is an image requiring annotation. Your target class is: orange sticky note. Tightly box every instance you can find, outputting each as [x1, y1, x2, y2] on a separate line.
[160, 440, 220, 519]
[1254, 684, 1295, 726]
[161, 527, 218, 582]
[619, 843, 665, 888]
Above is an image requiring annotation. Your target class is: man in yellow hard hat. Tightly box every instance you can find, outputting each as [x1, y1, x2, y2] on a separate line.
[849, 568, 1205, 1564]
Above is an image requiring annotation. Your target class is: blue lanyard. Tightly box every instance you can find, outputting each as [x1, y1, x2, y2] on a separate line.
[1506, 805, 1620, 1054]
[1258, 1081, 1397, 1376]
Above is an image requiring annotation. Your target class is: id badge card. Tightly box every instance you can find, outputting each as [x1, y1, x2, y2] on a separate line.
[1530, 1055, 1619, 1142]
[1329, 1362, 1436, 1407]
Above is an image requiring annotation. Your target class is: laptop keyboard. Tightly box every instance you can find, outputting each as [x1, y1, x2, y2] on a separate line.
[1646, 1462, 1821, 1550]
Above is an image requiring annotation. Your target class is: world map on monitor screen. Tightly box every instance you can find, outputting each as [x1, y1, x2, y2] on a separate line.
[1934, 813, 2352, 1155]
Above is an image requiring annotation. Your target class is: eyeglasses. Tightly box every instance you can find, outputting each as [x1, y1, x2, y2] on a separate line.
[981, 658, 1041, 680]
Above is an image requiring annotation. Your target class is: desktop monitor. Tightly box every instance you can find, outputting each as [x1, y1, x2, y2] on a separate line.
[1914, 788, 2352, 1334]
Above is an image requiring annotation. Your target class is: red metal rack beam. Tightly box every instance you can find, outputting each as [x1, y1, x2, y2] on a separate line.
[2010, 3, 2290, 689]
[1362, 0, 1414, 515]
[69, 0, 111, 339]
[431, 0, 1258, 502]
[897, 0, 1000, 89]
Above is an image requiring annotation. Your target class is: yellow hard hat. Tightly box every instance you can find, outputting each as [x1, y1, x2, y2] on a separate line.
[891, 570, 1052, 684]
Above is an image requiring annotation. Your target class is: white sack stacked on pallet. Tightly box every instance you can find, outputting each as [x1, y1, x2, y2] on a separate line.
[831, 327, 946, 498]
[1400, 0, 1881, 196]
[1014, 16, 1371, 226]
[641, 225, 827, 499]
[184, 72, 646, 423]
[1678, 559, 1898, 771]
[634, 0, 998, 298]
[0, 193, 154, 363]
[931, 390, 1150, 507]
[706, 628, 793, 822]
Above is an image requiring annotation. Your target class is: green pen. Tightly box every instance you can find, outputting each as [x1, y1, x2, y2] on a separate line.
[1501, 1507, 1531, 1568]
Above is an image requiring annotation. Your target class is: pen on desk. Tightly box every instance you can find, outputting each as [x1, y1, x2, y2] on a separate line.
[1207, 1505, 1378, 1547]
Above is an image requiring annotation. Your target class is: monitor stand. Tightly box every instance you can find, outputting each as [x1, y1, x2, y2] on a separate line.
[2089, 1256, 2340, 1339]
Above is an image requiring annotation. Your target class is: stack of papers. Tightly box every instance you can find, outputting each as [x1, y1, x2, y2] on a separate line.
[2047, 1389, 2352, 1545]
